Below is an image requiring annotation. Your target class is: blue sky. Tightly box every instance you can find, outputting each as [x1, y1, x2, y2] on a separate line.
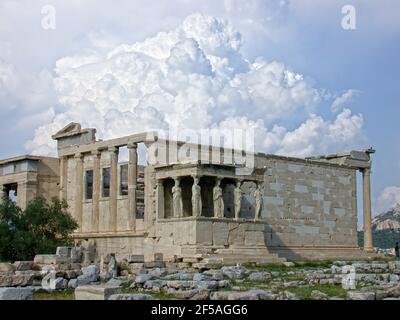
[0, 0, 399, 221]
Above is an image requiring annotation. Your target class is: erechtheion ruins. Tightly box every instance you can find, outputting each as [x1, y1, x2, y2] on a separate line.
[0, 122, 376, 262]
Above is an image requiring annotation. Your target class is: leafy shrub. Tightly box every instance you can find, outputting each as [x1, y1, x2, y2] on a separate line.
[0, 196, 78, 261]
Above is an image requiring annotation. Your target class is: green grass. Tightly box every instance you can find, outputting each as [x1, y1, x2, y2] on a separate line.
[293, 260, 333, 268]
[243, 263, 292, 272]
[34, 289, 75, 300]
[121, 287, 175, 300]
[286, 284, 347, 300]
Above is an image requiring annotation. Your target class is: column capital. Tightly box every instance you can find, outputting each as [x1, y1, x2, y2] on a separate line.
[108, 146, 119, 154]
[363, 167, 371, 175]
[74, 152, 84, 159]
[91, 149, 102, 157]
[127, 142, 138, 149]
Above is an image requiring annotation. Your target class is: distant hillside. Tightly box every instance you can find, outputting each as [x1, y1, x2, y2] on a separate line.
[358, 204, 400, 249]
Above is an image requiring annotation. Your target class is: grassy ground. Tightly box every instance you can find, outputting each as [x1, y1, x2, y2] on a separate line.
[121, 287, 175, 300]
[286, 284, 347, 299]
[34, 289, 75, 300]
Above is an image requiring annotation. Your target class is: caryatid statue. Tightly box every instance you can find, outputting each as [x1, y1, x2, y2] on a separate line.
[172, 178, 183, 218]
[213, 178, 224, 218]
[192, 176, 202, 217]
[234, 180, 243, 220]
[254, 183, 263, 221]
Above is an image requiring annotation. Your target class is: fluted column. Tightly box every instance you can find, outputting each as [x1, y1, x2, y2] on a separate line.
[109, 146, 119, 232]
[92, 150, 101, 232]
[74, 153, 84, 232]
[59, 156, 68, 200]
[127, 143, 138, 231]
[362, 167, 373, 252]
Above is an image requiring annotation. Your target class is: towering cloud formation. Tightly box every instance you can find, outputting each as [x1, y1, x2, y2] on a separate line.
[26, 14, 363, 157]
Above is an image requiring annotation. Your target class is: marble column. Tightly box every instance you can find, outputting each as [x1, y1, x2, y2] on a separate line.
[74, 153, 84, 232]
[92, 150, 101, 232]
[127, 143, 138, 231]
[351, 170, 358, 230]
[362, 167, 373, 252]
[59, 156, 68, 200]
[109, 146, 119, 232]
[157, 180, 164, 219]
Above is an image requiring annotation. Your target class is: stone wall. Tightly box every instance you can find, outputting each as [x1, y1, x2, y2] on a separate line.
[256, 156, 357, 251]
[0, 157, 59, 209]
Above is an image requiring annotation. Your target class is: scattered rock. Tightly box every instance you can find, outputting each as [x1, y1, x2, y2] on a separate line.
[347, 291, 375, 300]
[218, 280, 231, 288]
[13, 261, 34, 271]
[75, 285, 121, 300]
[42, 272, 68, 290]
[193, 273, 210, 281]
[167, 288, 199, 299]
[68, 279, 78, 289]
[166, 280, 195, 290]
[106, 277, 130, 287]
[0, 263, 15, 273]
[80, 265, 99, 282]
[211, 289, 274, 300]
[283, 262, 295, 267]
[191, 290, 210, 300]
[108, 293, 155, 300]
[342, 273, 357, 290]
[221, 266, 248, 280]
[330, 265, 342, 274]
[135, 274, 151, 285]
[310, 290, 329, 300]
[389, 274, 399, 282]
[0, 273, 35, 287]
[278, 291, 300, 300]
[248, 271, 271, 282]
[0, 287, 35, 300]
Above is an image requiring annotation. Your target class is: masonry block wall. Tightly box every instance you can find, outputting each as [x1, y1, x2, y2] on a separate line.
[257, 156, 357, 249]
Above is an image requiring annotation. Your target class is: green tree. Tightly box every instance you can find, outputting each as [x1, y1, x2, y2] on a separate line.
[0, 196, 78, 261]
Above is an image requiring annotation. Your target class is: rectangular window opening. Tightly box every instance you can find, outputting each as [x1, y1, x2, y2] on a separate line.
[102, 167, 110, 197]
[85, 170, 93, 200]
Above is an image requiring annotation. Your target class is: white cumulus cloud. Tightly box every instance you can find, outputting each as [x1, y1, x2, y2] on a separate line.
[331, 89, 361, 113]
[26, 13, 364, 157]
[377, 186, 400, 214]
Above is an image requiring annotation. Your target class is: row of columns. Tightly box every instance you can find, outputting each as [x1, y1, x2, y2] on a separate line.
[61, 143, 138, 233]
[167, 176, 263, 220]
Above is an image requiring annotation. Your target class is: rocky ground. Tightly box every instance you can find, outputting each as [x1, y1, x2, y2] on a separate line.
[1, 249, 399, 300]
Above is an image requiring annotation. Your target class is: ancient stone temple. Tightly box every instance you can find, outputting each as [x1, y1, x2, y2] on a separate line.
[0, 122, 376, 262]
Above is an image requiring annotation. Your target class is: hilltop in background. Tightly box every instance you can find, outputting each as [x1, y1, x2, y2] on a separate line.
[358, 204, 400, 249]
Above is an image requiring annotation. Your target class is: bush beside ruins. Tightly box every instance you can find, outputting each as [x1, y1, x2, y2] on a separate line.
[0, 196, 78, 262]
